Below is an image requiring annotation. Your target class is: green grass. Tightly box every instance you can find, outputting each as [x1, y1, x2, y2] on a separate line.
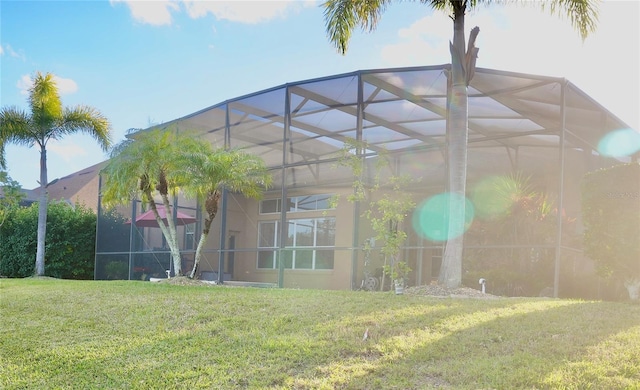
[1, 279, 639, 389]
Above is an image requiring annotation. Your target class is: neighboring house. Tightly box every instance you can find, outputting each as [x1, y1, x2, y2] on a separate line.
[93, 65, 637, 297]
[31, 161, 106, 212]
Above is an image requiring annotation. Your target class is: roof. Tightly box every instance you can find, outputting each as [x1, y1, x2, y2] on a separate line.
[31, 161, 107, 211]
[144, 65, 635, 188]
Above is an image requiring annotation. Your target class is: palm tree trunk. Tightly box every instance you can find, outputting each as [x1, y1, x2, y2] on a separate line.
[190, 217, 214, 279]
[439, 6, 468, 288]
[160, 196, 182, 276]
[190, 191, 221, 279]
[145, 193, 182, 277]
[35, 145, 48, 276]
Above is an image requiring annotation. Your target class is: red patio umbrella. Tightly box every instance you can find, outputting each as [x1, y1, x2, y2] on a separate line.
[126, 205, 197, 228]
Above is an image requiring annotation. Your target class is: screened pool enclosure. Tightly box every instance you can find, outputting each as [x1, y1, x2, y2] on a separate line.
[95, 65, 634, 298]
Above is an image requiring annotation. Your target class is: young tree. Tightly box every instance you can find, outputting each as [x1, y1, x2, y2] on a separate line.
[0, 71, 112, 276]
[322, 0, 598, 288]
[333, 138, 416, 292]
[101, 129, 272, 278]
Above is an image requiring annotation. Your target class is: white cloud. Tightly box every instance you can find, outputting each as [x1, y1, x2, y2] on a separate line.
[1, 43, 26, 61]
[17, 74, 79, 96]
[184, 0, 302, 24]
[110, 0, 179, 26]
[380, 13, 454, 67]
[54, 76, 79, 95]
[47, 139, 88, 163]
[17, 75, 32, 95]
[112, 0, 310, 26]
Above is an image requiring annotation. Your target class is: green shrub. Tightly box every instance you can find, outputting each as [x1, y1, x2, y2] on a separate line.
[0, 201, 97, 278]
[582, 163, 640, 278]
[104, 260, 129, 280]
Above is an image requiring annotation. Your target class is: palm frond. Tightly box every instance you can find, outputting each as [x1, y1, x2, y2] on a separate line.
[0, 107, 33, 168]
[323, 0, 392, 54]
[544, 0, 599, 40]
[423, 0, 449, 10]
[496, 0, 598, 40]
[61, 105, 113, 151]
[28, 72, 63, 129]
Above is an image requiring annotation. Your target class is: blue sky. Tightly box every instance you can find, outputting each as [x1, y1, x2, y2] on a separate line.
[1, 0, 638, 189]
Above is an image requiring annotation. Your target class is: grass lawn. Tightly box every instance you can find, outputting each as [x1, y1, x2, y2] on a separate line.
[1, 278, 639, 389]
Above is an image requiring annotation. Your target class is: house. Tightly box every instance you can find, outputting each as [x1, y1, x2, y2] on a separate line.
[93, 65, 637, 297]
[31, 161, 106, 211]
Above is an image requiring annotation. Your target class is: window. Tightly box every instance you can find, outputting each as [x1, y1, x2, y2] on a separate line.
[260, 194, 333, 214]
[184, 223, 195, 250]
[289, 194, 333, 212]
[259, 199, 281, 214]
[257, 217, 336, 270]
[257, 221, 278, 269]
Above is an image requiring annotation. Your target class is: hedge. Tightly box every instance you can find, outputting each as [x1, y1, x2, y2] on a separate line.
[581, 162, 640, 278]
[0, 202, 96, 279]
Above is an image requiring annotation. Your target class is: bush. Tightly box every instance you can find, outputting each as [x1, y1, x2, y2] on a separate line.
[0, 202, 97, 279]
[582, 163, 640, 278]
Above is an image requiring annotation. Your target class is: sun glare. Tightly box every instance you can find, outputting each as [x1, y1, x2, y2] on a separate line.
[597, 129, 640, 158]
[412, 193, 474, 242]
[471, 176, 516, 220]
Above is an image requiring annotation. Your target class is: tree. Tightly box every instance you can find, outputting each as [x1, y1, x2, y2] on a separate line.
[0, 170, 24, 228]
[322, 0, 598, 288]
[181, 145, 272, 279]
[101, 128, 272, 278]
[333, 138, 416, 292]
[101, 129, 196, 277]
[582, 163, 640, 300]
[0, 71, 112, 276]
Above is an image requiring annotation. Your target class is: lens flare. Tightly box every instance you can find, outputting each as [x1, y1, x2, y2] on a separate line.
[597, 129, 640, 158]
[471, 176, 514, 220]
[412, 192, 474, 242]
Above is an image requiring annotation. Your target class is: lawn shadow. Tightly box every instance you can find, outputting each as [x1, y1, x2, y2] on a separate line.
[335, 299, 640, 389]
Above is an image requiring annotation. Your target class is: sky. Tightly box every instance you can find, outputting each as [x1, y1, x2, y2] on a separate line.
[1, 0, 638, 189]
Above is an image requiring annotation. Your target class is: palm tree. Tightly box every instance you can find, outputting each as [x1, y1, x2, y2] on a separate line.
[101, 128, 272, 278]
[0, 71, 112, 276]
[101, 129, 194, 276]
[180, 147, 272, 279]
[322, 0, 598, 288]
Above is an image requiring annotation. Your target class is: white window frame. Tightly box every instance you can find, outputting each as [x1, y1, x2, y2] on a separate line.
[257, 217, 335, 270]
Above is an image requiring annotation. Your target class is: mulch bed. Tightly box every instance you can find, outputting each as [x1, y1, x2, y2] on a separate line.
[160, 276, 499, 298]
[405, 284, 500, 299]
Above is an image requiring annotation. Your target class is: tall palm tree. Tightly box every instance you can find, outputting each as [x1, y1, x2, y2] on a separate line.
[0, 71, 112, 276]
[323, 0, 598, 288]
